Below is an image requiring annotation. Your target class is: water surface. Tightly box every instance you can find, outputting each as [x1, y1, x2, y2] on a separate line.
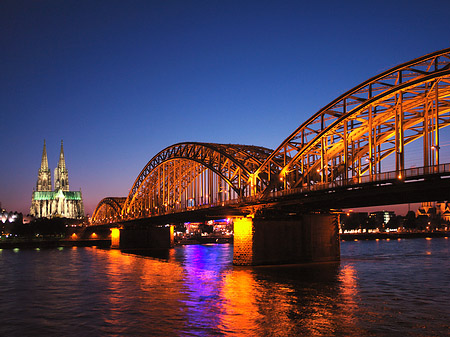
[0, 238, 448, 336]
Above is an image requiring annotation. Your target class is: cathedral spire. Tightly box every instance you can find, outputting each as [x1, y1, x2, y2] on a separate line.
[40, 139, 49, 171]
[36, 140, 51, 191]
[54, 140, 69, 191]
[58, 140, 66, 171]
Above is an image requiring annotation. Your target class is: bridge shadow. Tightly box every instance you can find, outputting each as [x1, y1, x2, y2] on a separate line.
[250, 260, 341, 284]
[120, 248, 172, 261]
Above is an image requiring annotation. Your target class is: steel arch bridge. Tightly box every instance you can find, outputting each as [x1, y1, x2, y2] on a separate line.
[121, 142, 277, 219]
[91, 197, 126, 224]
[92, 48, 450, 225]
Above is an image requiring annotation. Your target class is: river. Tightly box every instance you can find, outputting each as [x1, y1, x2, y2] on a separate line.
[0, 237, 448, 336]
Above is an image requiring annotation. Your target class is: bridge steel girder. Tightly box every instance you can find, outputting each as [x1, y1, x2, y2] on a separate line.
[91, 197, 126, 224]
[122, 142, 273, 218]
[255, 48, 450, 196]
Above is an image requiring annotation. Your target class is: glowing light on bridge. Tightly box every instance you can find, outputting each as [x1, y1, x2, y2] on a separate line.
[233, 217, 254, 265]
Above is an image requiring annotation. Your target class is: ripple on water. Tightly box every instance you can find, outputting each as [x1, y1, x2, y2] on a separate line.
[0, 239, 448, 336]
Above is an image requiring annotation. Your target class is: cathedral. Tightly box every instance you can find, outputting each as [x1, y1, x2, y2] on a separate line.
[30, 141, 85, 219]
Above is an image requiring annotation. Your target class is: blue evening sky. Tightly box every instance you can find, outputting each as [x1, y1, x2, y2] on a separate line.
[1, 0, 450, 215]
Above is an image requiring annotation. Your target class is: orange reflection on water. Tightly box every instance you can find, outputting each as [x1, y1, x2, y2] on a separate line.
[220, 265, 345, 336]
[102, 249, 187, 332]
[296, 266, 352, 336]
[339, 264, 358, 304]
[337, 264, 361, 331]
[219, 269, 262, 334]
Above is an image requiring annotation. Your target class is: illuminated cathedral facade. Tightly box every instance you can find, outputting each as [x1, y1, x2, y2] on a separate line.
[30, 141, 85, 219]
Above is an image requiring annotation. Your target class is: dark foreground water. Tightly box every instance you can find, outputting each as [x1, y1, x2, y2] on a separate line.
[0, 238, 449, 336]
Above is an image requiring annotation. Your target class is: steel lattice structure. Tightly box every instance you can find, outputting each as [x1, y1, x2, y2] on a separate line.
[91, 197, 126, 224]
[254, 48, 450, 195]
[92, 48, 450, 223]
[122, 142, 275, 218]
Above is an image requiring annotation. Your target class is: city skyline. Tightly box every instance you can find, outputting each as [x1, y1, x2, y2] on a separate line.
[2, 1, 450, 215]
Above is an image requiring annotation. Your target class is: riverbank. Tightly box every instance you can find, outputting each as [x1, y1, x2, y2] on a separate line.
[1, 232, 447, 249]
[0, 238, 111, 249]
[0, 235, 233, 249]
[340, 231, 450, 241]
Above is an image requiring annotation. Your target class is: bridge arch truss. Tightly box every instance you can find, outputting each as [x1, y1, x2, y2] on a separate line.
[122, 142, 273, 218]
[255, 48, 450, 195]
[91, 197, 126, 224]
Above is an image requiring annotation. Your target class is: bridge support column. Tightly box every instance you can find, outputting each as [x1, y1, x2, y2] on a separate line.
[111, 228, 120, 249]
[117, 225, 174, 250]
[233, 213, 340, 266]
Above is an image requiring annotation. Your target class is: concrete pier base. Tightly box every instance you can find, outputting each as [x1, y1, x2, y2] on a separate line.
[233, 213, 340, 266]
[117, 226, 174, 250]
[111, 228, 120, 249]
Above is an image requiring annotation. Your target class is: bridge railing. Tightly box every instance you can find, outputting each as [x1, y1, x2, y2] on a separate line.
[270, 163, 450, 199]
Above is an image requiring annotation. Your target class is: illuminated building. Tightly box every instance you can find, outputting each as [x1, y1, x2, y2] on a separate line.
[1, 210, 22, 224]
[185, 222, 202, 236]
[369, 211, 395, 229]
[417, 201, 450, 222]
[30, 140, 84, 219]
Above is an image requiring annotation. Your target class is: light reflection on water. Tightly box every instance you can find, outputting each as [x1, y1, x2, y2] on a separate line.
[0, 238, 448, 336]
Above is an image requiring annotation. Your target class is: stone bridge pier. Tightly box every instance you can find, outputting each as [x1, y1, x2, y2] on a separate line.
[233, 213, 340, 266]
[114, 224, 174, 250]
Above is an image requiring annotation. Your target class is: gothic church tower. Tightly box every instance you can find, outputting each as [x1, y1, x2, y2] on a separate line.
[30, 140, 84, 219]
[36, 140, 52, 191]
[54, 140, 69, 191]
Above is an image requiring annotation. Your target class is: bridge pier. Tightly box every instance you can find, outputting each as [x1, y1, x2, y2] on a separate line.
[115, 225, 174, 250]
[233, 213, 340, 266]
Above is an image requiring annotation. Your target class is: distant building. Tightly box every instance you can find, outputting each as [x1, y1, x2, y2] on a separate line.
[369, 211, 395, 228]
[1, 210, 23, 224]
[30, 141, 84, 219]
[340, 212, 369, 231]
[416, 201, 450, 222]
[1, 210, 23, 235]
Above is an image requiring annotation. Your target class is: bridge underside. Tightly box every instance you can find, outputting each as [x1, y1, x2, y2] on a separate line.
[108, 210, 340, 266]
[264, 176, 450, 212]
